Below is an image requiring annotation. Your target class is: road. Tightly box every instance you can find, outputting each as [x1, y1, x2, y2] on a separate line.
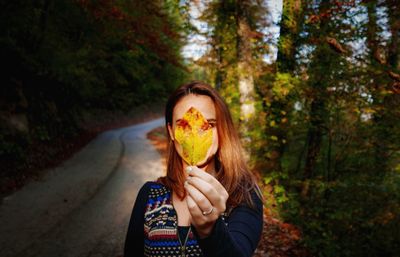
[0, 118, 165, 257]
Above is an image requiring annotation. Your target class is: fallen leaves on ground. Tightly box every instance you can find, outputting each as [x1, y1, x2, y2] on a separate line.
[253, 207, 312, 257]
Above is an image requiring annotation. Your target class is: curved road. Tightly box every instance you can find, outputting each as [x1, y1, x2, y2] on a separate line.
[0, 118, 165, 257]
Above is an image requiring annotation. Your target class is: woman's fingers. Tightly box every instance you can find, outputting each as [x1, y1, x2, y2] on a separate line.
[186, 166, 229, 201]
[186, 176, 225, 211]
[186, 194, 201, 215]
[185, 181, 214, 215]
[185, 166, 229, 237]
[185, 191, 212, 224]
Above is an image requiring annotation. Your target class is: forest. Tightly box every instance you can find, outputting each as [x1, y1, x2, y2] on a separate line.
[1, 0, 399, 256]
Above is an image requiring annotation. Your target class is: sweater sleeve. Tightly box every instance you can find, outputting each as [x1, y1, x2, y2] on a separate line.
[192, 190, 264, 257]
[123, 182, 152, 257]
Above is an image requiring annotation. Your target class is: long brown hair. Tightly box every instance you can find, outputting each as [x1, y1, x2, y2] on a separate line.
[158, 81, 259, 209]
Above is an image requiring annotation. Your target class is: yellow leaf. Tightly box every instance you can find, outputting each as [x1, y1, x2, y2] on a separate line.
[270, 135, 278, 141]
[174, 107, 213, 166]
[395, 163, 400, 173]
[363, 107, 376, 114]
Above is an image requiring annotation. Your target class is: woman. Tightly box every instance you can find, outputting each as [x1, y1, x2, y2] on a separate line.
[124, 81, 263, 257]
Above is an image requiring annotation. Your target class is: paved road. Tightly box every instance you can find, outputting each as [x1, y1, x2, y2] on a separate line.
[0, 118, 165, 257]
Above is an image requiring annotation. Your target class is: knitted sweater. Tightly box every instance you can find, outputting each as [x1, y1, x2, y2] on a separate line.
[124, 181, 263, 257]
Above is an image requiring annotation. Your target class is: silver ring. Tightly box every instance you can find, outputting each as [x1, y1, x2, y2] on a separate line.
[202, 207, 214, 216]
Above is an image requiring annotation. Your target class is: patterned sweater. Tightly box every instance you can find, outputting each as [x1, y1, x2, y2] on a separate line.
[143, 182, 202, 256]
[124, 181, 263, 257]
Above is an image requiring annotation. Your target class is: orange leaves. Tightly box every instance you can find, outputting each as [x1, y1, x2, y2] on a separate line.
[254, 208, 311, 257]
[306, 1, 356, 24]
[174, 107, 213, 166]
[326, 37, 347, 54]
[392, 82, 400, 94]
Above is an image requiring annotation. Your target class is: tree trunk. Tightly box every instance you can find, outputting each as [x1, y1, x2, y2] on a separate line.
[378, 0, 400, 171]
[276, 0, 303, 72]
[236, 4, 255, 133]
[301, 0, 330, 197]
[267, 0, 304, 174]
[303, 98, 325, 180]
[367, 0, 400, 173]
[387, 0, 399, 69]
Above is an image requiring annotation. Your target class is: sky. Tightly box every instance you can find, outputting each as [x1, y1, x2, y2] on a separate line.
[181, 0, 283, 63]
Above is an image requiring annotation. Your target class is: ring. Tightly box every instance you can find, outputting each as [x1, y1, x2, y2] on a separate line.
[202, 207, 214, 216]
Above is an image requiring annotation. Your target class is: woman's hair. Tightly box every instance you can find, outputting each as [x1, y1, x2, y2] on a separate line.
[158, 81, 259, 209]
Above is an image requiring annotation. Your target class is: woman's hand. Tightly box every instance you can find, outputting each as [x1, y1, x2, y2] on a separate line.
[184, 166, 229, 238]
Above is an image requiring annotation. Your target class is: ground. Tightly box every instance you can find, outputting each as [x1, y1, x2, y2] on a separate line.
[0, 104, 164, 199]
[0, 116, 311, 257]
[0, 119, 165, 257]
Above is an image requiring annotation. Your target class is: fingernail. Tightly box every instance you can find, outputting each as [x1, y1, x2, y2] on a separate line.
[185, 166, 193, 173]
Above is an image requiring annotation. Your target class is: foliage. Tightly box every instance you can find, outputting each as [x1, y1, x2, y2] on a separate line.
[0, 0, 189, 180]
[174, 107, 214, 166]
[190, 0, 400, 256]
[195, 0, 271, 164]
[264, 0, 400, 256]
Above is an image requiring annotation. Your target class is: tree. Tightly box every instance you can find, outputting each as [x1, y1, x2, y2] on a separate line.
[263, 0, 304, 176]
[198, 0, 269, 161]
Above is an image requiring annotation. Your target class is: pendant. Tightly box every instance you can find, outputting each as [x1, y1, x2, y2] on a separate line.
[181, 245, 186, 257]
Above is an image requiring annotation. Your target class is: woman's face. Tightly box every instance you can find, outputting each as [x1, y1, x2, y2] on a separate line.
[168, 94, 219, 167]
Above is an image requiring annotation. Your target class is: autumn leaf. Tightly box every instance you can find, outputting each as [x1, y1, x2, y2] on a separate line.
[174, 107, 213, 166]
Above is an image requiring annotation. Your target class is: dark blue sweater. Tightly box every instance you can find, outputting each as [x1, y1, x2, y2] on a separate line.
[124, 181, 263, 257]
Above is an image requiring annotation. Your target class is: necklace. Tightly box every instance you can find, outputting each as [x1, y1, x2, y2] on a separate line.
[177, 226, 191, 257]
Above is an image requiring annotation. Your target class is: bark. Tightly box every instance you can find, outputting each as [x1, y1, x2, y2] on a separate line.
[236, 3, 255, 125]
[375, 0, 400, 172]
[235, 0, 256, 159]
[303, 98, 325, 180]
[301, 0, 330, 196]
[267, 0, 304, 174]
[366, 0, 400, 172]
[276, 0, 304, 72]
[213, 1, 232, 91]
[366, 0, 388, 172]
[387, 0, 399, 69]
